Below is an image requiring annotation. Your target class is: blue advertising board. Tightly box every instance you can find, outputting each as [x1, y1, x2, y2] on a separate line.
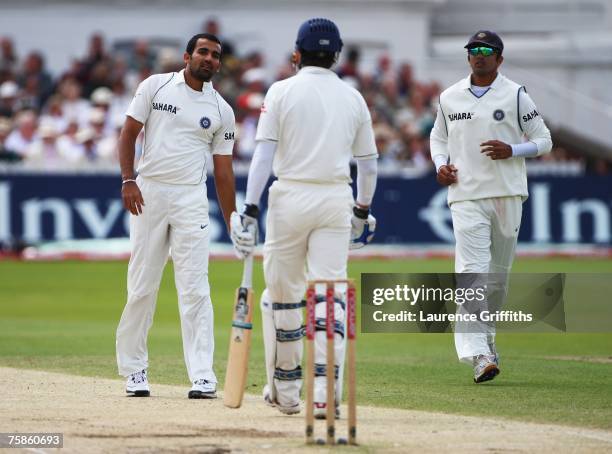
[0, 173, 610, 245]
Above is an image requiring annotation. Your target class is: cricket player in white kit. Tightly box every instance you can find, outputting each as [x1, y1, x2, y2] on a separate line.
[230, 18, 378, 416]
[116, 33, 243, 398]
[430, 30, 552, 383]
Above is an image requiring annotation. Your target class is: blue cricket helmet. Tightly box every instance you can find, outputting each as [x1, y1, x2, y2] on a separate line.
[295, 18, 343, 53]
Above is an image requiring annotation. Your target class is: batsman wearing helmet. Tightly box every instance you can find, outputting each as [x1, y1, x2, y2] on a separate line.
[430, 31, 552, 383]
[230, 18, 378, 416]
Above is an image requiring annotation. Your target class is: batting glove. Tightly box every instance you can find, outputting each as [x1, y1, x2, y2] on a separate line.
[230, 204, 259, 259]
[350, 206, 376, 250]
[230, 215, 255, 259]
[240, 204, 259, 238]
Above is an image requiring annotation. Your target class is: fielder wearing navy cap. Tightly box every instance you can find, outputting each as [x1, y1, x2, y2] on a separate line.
[464, 30, 504, 53]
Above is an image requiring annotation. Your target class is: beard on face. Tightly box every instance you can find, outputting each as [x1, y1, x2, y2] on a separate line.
[188, 59, 213, 82]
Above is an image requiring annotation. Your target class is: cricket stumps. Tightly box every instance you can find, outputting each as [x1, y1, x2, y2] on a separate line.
[305, 279, 357, 446]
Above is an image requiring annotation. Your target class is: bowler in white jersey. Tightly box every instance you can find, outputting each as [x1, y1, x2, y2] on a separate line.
[116, 33, 239, 399]
[231, 18, 378, 416]
[430, 30, 552, 383]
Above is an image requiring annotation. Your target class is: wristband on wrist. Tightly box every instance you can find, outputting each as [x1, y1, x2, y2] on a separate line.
[244, 203, 260, 219]
[353, 205, 369, 220]
[122, 178, 136, 185]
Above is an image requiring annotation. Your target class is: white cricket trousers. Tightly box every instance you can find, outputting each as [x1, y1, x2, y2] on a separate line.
[261, 179, 353, 407]
[450, 196, 522, 362]
[116, 175, 216, 384]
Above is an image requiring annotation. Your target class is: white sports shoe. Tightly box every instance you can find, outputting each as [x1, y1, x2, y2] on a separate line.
[126, 369, 150, 397]
[188, 379, 217, 399]
[313, 402, 340, 420]
[262, 385, 300, 415]
[473, 354, 500, 383]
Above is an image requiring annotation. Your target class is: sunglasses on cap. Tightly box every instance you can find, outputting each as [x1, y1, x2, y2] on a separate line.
[468, 46, 496, 57]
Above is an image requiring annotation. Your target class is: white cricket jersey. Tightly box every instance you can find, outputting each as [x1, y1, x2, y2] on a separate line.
[430, 73, 552, 204]
[255, 66, 377, 184]
[127, 70, 235, 185]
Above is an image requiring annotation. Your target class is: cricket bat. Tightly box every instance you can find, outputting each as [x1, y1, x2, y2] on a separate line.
[223, 253, 254, 408]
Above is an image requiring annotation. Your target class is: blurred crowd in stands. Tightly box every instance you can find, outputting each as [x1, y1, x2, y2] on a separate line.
[0, 19, 608, 175]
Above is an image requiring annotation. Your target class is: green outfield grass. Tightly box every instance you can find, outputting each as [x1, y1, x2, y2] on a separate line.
[0, 258, 611, 429]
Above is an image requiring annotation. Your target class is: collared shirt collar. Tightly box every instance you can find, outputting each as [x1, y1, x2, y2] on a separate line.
[175, 69, 214, 93]
[298, 66, 336, 76]
[461, 72, 504, 90]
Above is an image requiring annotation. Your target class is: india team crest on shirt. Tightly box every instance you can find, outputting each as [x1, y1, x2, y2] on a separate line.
[200, 116, 211, 129]
[493, 109, 505, 121]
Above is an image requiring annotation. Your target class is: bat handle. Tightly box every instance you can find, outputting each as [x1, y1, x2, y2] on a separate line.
[241, 253, 254, 289]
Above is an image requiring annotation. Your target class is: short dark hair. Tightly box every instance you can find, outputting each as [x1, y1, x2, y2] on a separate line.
[186, 33, 221, 55]
[299, 49, 336, 69]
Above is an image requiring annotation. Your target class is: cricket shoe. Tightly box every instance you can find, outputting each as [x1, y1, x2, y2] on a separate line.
[262, 385, 301, 415]
[188, 379, 217, 399]
[126, 369, 150, 397]
[473, 354, 500, 383]
[313, 402, 340, 420]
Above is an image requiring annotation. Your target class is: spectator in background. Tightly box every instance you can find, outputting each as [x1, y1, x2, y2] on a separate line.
[374, 75, 400, 125]
[236, 92, 264, 161]
[0, 27, 602, 175]
[233, 67, 267, 161]
[396, 84, 435, 137]
[56, 120, 81, 161]
[5, 110, 38, 155]
[91, 86, 112, 110]
[374, 53, 393, 85]
[395, 124, 429, 171]
[0, 117, 22, 163]
[156, 47, 183, 74]
[58, 58, 84, 84]
[203, 18, 235, 57]
[337, 46, 361, 81]
[83, 59, 113, 98]
[23, 121, 65, 170]
[73, 127, 100, 165]
[275, 53, 296, 81]
[130, 40, 156, 74]
[77, 33, 111, 87]
[0, 80, 19, 117]
[58, 78, 90, 126]
[40, 94, 69, 134]
[243, 51, 264, 72]
[0, 37, 18, 81]
[359, 73, 377, 101]
[88, 108, 108, 140]
[397, 62, 414, 99]
[424, 81, 442, 107]
[373, 122, 398, 164]
[237, 67, 267, 106]
[98, 113, 122, 163]
[17, 52, 54, 108]
[112, 55, 145, 102]
[90, 87, 114, 134]
[19, 75, 43, 111]
[108, 77, 132, 123]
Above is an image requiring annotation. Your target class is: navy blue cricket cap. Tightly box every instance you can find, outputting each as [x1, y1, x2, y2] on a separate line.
[464, 30, 504, 52]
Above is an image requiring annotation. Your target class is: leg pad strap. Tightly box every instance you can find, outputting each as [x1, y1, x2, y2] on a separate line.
[274, 366, 302, 381]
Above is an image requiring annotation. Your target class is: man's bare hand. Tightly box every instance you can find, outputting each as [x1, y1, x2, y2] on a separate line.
[437, 164, 458, 186]
[481, 140, 512, 160]
[122, 181, 145, 215]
